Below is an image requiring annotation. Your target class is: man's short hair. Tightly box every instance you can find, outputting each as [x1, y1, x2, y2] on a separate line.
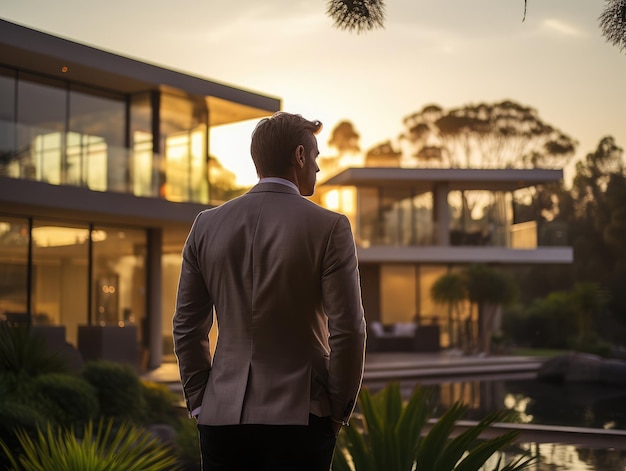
[250, 112, 322, 177]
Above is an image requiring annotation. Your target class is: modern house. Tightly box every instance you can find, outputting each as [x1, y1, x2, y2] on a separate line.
[0, 19, 280, 369]
[317, 166, 573, 350]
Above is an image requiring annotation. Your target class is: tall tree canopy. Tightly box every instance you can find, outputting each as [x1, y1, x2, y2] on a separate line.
[401, 100, 576, 169]
[328, 120, 361, 155]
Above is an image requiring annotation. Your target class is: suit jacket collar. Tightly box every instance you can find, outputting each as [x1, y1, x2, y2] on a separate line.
[249, 182, 301, 196]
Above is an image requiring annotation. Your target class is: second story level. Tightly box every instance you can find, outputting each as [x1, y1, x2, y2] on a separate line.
[318, 167, 573, 264]
[0, 19, 280, 207]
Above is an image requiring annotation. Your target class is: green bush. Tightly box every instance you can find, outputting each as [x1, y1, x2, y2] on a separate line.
[81, 361, 144, 420]
[0, 324, 67, 392]
[174, 417, 201, 470]
[0, 399, 43, 469]
[30, 373, 99, 428]
[0, 418, 179, 471]
[333, 383, 536, 471]
[139, 380, 182, 427]
[504, 292, 575, 349]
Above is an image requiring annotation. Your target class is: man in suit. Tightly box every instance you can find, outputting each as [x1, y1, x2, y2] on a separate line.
[173, 111, 366, 470]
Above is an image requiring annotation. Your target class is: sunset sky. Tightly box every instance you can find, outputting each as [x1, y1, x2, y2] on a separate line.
[3, 0, 625, 186]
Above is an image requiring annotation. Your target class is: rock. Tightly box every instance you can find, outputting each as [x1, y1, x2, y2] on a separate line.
[537, 352, 626, 384]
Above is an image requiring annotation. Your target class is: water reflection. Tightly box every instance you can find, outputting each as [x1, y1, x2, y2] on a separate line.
[365, 375, 626, 471]
[491, 443, 626, 471]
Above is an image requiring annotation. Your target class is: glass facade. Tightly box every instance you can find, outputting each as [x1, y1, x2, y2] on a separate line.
[0, 218, 149, 348]
[160, 93, 209, 204]
[0, 67, 211, 204]
[130, 92, 155, 197]
[448, 190, 512, 247]
[91, 226, 146, 343]
[372, 263, 475, 349]
[17, 74, 66, 183]
[354, 187, 436, 247]
[0, 67, 16, 174]
[68, 85, 126, 191]
[320, 186, 522, 249]
[31, 221, 89, 344]
[0, 217, 29, 321]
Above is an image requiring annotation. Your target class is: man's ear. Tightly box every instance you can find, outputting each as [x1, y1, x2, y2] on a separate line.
[294, 144, 305, 168]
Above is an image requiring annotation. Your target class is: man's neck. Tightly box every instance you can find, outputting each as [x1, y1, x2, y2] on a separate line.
[259, 177, 299, 193]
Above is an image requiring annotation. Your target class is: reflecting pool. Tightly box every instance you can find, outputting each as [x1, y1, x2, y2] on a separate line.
[364, 374, 626, 471]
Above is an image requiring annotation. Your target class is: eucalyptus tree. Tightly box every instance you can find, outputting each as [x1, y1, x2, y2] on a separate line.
[328, 120, 361, 155]
[400, 100, 576, 170]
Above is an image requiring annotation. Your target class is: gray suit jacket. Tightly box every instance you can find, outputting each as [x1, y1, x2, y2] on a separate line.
[173, 182, 366, 426]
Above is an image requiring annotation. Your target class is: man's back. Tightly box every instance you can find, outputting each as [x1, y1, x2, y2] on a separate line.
[176, 182, 364, 425]
[173, 112, 365, 470]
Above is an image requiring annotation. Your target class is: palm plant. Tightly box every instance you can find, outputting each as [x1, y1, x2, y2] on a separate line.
[462, 265, 518, 354]
[430, 272, 466, 349]
[0, 418, 179, 471]
[0, 324, 68, 393]
[333, 383, 535, 471]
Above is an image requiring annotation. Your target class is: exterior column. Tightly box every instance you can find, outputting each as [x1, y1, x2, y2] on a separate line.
[434, 182, 450, 246]
[147, 228, 163, 369]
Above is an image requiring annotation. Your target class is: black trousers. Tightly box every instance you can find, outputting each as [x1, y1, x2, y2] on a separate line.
[198, 414, 337, 471]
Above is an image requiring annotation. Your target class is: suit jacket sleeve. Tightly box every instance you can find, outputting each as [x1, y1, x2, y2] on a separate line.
[172, 215, 214, 415]
[322, 214, 366, 424]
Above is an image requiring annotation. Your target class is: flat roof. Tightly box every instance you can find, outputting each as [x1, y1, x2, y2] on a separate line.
[0, 19, 281, 126]
[321, 167, 564, 192]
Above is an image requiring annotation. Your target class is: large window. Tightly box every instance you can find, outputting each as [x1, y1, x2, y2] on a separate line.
[0, 67, 16, 176]
[380, 264, 417, 324]
[17, 73, 66, 183]
[91, 227, 146, 338]
[4, 67, 213, 203]
[0, 217, 29, 322]
[130, 92, 155, 197]
[448, 190, 512, 247]
[356, 187, 435, 247]
[160, 93, 208, 203]
[68, 85, 126, 191]
[31, 221, 89, 344]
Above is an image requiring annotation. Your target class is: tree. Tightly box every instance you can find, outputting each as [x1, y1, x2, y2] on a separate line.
[430, 273, 466, 349]
[599, 0, 626, 52]
[462, 264, 518, 354]
[401, 100, 576, 170]
[431, 265, 518, 354]
[328, 121, 361, 155]
[327, 0, 385, 33]
[320, 120, 363, 178]
[327, 0, 626, 55]
[364, 140, 401, 167]
[567, 136, 626, 331]
[569, 136, 626, 282]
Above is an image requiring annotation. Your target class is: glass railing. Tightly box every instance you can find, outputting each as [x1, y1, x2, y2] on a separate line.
[0, 125, 212, 204]
[357, 219, 568, 249]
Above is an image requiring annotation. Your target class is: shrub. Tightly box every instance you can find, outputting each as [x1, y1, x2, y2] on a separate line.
[0, 418, 179, 471]
[30, 373, 99, 428]
[139, 380, 182, 427]
[81, 361, 144, 420]
[0, 400, 43, 469]
[333, 383, 535, 471]
[0, 324, 67, 392]
[174, 417, 201, 471]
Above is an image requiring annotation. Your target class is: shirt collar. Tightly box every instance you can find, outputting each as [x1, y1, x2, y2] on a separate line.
[259, 177, 299, 193]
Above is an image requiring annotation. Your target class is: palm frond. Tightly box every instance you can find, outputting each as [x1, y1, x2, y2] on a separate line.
[327, 0, 385, 33]
[599, 0, 626, 52]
